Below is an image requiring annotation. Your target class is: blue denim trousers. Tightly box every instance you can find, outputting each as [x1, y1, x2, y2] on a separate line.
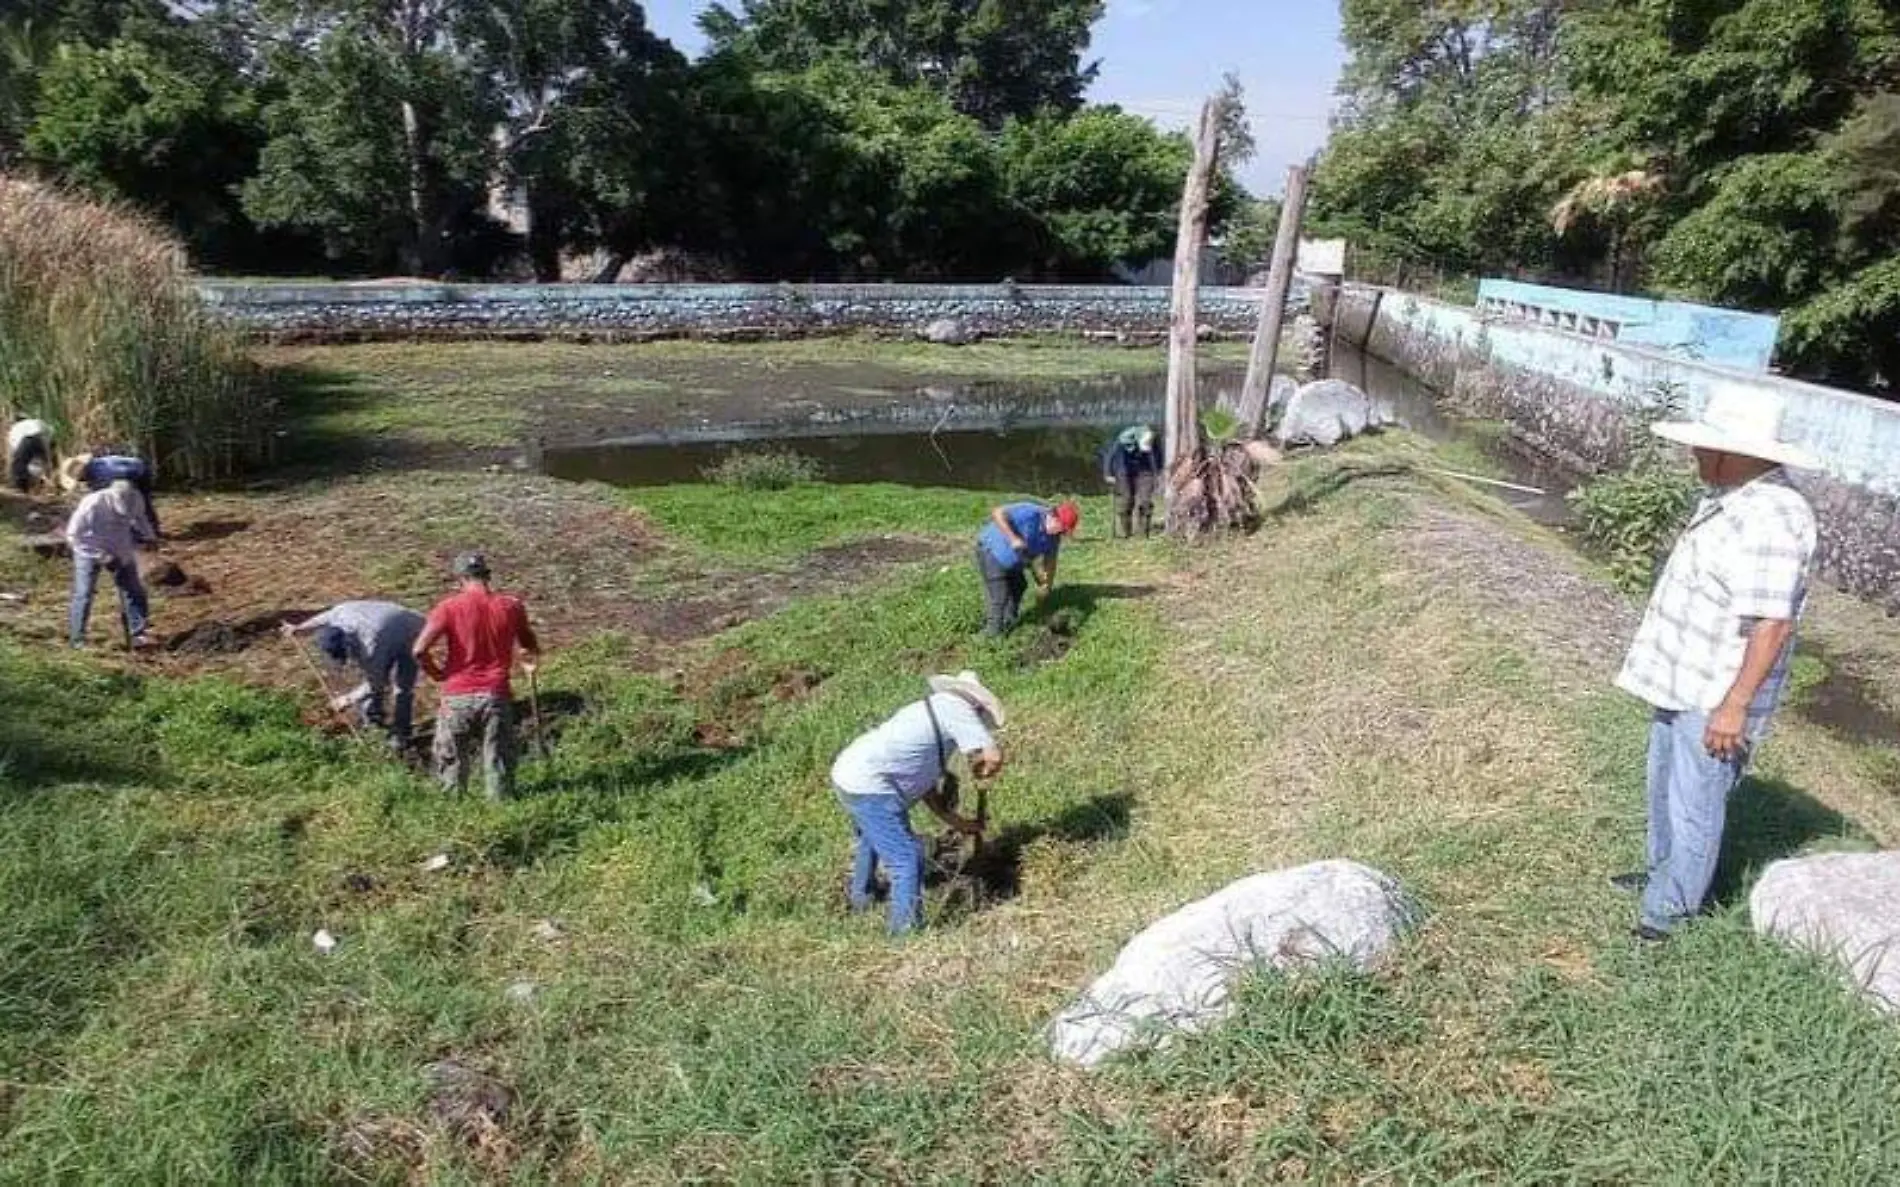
[838, 790, 924, 935]
[1640, 708, 1750, 933]
[359, 650, 419, 745]
[69, 552, 148, 647]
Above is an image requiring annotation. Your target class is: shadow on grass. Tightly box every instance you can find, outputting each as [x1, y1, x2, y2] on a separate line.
[1263, 463, 1412, 522]
[946, 790, 1135, 902]
[1710, 775, 1860, 906]
[270, 363, 498, 478]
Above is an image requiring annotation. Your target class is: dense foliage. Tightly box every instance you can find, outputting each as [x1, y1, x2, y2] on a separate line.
[1, 0, 1245, 282]
[1312, 0, 1900, 394]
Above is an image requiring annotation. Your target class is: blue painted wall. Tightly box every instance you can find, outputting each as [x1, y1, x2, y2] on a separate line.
[1477, 279, 1781, 373]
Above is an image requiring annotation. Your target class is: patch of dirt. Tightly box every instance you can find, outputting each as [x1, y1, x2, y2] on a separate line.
[1014, 607, 1082, 670]
[1397, 498, 1638, 677]
[679, 649, 832, 751]
[2, 475, 942, 705]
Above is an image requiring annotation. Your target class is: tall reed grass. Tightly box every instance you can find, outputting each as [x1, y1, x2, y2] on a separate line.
[0, 176, 271, 483]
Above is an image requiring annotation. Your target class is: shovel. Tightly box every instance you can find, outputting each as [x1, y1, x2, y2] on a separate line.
[292, 634, 364, 742]
[526, 665, 551, 760]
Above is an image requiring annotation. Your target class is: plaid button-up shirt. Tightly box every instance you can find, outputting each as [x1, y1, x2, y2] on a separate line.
[1615, 469, 1817, 730]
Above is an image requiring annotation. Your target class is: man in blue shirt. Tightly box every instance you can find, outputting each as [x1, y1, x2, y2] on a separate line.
[1100, 424, 1165, 539]
[975, 499, 1079, 636]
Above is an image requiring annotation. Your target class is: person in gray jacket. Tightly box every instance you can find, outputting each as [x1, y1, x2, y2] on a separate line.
[282, 600, 427, 749]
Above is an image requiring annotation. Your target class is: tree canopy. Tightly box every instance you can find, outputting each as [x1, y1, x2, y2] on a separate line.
[6, 0, 1235, 284]
[1312, 0, 1900, 392]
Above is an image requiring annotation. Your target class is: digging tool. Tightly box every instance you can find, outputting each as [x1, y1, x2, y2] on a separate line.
[526, 665, 551, 760]
[292, 634, 364, 742]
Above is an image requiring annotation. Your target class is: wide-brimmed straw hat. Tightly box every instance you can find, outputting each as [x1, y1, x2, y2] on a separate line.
[927, 670, 1005, 728]
[1650, 390, 1818, 470]
[57, 454, 90, 493]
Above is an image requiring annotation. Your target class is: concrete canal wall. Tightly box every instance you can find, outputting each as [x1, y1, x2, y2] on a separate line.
[200, 281, 1278, 343]
[1335, 285, 1900, 610]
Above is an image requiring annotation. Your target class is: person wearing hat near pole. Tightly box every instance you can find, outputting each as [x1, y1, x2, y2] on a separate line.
[413, 554, 540, 800]
[1611, 391, 1819, 943]
[976, 499, 1080, 637]
[829, 672, 1005, 935]
[281, 600, 427, 750]
[1100, 424, 1164, 539]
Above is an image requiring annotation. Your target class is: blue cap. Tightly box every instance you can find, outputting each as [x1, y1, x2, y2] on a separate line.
[315, 626, 351, 664]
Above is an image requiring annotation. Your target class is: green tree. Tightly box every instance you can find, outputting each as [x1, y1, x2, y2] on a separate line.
[700, 0, 1105, 127]
[25, 35, 263, 263]
[242, 2, 496, 274]
[997, 107, 1198, 278]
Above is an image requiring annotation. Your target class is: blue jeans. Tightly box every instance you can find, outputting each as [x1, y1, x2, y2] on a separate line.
[69, 553, 148, 647]
[360, 650, 418, 745]
[838, 790, 924, 935]
[1640, 708, 1750, 932]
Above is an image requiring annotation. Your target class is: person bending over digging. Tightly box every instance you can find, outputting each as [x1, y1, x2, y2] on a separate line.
[282, 600, 427, 752]
[976, 499, 1079, 636]
[1611, 390, 1818, 944]
[62, 449, 162, 537]
[1100, 424, 1164, 539]
[413, 554, 540, 801]
[66, 479, 156, 649]
[8, 417, 55, 494]
[830, 671, 1005, 935]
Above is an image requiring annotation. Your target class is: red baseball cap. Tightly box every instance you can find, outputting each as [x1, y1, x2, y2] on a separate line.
[1053, 501, 1081, 534]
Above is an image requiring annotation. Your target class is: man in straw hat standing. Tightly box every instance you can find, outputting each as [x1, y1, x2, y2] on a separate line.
[830, 671, 1005, 935]
[1611, 391, 1819, 942]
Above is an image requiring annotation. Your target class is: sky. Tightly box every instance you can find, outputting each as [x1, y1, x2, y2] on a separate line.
[638, 0, 1346, 197]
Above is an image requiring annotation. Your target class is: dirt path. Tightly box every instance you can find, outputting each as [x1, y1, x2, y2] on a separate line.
[0, 474, 946, 694]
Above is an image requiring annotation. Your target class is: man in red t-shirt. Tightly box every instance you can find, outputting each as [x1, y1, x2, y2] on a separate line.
[413, 553, 541, 800]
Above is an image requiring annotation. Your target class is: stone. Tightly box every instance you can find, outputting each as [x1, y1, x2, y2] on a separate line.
[1047, 859, 1418, 1068]
[1268, 374, 1299, 419]
[1749, 851, 1900, 1014]
[1274, 379, 1392, 448]
[924, 317, 972, 346]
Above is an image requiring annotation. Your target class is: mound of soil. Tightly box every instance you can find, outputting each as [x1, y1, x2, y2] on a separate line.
[167, 612, 296, 655]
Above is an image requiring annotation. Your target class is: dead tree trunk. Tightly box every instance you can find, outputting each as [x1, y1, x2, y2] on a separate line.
[1235, 165, 1311, 438]
[1162, 100, 1221, 537]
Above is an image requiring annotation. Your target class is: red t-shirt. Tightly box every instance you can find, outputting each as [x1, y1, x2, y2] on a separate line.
[426, 588, 532, 697]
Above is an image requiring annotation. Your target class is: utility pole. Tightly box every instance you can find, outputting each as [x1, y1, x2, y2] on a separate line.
[1235, 164, 1311, 438]
[1162, 98, 1222, 516]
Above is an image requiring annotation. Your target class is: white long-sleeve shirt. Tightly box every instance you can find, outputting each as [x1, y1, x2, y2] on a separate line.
[66, 485, 152, 566]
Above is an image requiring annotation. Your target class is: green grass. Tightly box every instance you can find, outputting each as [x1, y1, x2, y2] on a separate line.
[3, 438, 1899, 1180]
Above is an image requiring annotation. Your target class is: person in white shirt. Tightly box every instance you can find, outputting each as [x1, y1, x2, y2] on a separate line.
[8, 418, 53, 493]
[830, 671, 1005, 934]
[1611, 391, 1819, 942]
[66, 480, 157, 649]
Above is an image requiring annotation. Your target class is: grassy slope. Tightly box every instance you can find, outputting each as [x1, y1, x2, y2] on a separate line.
[1, 441, 1898, 1180]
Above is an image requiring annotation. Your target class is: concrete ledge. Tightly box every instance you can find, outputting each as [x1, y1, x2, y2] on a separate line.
[199, 281, 1285, 343]
[1337, 284, 1900, 611]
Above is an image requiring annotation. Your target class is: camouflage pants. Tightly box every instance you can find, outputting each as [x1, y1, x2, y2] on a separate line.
[433, 692, 517, 801]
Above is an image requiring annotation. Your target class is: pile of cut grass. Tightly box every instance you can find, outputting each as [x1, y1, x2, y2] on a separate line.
[0, 177, 272, 482]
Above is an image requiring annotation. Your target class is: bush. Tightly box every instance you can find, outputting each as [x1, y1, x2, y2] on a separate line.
[0, 176, 273, 483]
[1567, 382, 1699, 593]
[703, 449, 823, 491]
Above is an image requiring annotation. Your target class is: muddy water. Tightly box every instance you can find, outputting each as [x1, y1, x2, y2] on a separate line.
[538, 354, 1584, 507]
[539, 374, 1244, 492]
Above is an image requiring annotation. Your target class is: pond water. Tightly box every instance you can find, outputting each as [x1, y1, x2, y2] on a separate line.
[537, 351, 1583, 517]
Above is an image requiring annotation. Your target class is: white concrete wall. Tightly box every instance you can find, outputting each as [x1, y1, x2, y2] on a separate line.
[1374, 291, 1900, 499]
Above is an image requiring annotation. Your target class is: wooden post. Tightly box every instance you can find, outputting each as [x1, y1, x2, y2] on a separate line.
[1235, 164, 1311, 438]
[1162, 99, 1222, 522]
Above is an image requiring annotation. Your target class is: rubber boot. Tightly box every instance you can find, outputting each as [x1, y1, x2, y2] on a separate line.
[1116, 512, 1133, 539]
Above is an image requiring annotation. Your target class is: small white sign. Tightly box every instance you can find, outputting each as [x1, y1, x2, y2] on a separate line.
[1297, 238, 1346, 276]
